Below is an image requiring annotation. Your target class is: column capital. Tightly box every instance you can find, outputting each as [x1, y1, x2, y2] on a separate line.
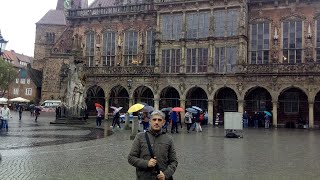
[272, 101, 278, 104]
[154, 98, 160, 102]
[208, 99, 214, 103]
[237, 100, 245, 103]
[179, 99, 186, 102]
[309, 101, 314, 105]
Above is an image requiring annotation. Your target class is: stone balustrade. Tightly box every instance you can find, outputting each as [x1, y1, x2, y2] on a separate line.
[67, 4, 155, 19]
[83, 66, 155, 76]
[241, 63, 320, 74]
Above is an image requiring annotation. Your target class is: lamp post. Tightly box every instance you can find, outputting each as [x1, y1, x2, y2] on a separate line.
[0, 30, 8, 56]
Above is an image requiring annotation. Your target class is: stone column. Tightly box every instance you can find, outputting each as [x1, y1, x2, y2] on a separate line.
[180, 99, 186, 121]
[238, 100, 244, 113]
[208, 100, 214, 125]
[130, 116, 139, 140]
[104, 98, 109, 120]
[309, 102, 314, 129]
[272, 101, 278, 128]
[125, 97, 134, 130]
[154, 98, 160, 110]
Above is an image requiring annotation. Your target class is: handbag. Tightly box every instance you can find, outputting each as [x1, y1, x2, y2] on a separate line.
[144, 132, 160, 174]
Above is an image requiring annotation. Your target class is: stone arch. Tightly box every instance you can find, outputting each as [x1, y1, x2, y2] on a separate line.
[214, 87, 238, 125]
[133, 85, 154, 106]
[185, 86, 208, 111]
[314, 91, 320, 127]
[159, 86, 180, 109]
[244, 86, 273, 127]
[85, 85, 105, 116]
[109, 85, 129, 113]
[278, 87, 308, 128]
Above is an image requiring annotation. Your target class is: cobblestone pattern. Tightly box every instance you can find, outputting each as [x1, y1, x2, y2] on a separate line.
[1, 112, 320, 179]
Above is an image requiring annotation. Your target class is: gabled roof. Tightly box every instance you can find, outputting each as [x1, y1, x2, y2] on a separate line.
[15, 52, 33, 64]
[36, 10, 66, 25]
[2, 50, 33, 68]
[27, 64, 42, 88]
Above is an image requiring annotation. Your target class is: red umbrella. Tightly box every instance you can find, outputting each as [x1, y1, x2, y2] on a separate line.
[95, 103, 104, 109]
[172, 107, 184, 112]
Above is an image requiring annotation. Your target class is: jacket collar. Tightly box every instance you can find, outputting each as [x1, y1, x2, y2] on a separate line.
[148, 129, 165, 137]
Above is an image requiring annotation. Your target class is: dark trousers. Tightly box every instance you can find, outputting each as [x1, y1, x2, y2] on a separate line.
[186, 123, 192, 131]
[171, 122, 179, 133]
[96, 116, 102, 126]
[113, 119, 121, 128]
[19, 112, 22, 120]
[35, 115, 39, 121]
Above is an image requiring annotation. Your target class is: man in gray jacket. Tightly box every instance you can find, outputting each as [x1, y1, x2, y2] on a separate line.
[128, 110, 178, 180]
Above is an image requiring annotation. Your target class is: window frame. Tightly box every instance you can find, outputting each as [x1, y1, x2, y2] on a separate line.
[102, 31, 116, 66]
[186, 48, 208, 73]
[146, 30, 156, 66]
[124, 31, 138, 66]
[25, 88, 32, 96]
[86, 31, 95, 67]
[161, 49, 181, 73]
[250, 22, 270, 64]
[282, 20, 303, 64]
[316, 17, 320, 63]
[215, 46, 237, 73]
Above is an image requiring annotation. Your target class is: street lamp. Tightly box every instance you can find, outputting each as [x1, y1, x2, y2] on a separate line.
[0, 30, 8, 56]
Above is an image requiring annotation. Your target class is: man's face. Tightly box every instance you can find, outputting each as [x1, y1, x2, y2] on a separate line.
[150, 114, 165, 131]
[4, 105, 7, 109]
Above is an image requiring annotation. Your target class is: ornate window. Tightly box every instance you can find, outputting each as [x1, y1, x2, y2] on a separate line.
[215, 46, 237, 73]
[124, 31, 138, 66]
[283, 20, 303, 64]
[86, 31, 95, 67]
[186, 48, 208, 73]
[250, 22, 270, 64]
[317, 17, 320, 63]
[186, 12, 209, 39]
[161, 14, 182, 40]
[103, 31, 116, 66]
[214, 9, 239, 37]
[161, 49, 180, 73]
[146, 30, 156, 66]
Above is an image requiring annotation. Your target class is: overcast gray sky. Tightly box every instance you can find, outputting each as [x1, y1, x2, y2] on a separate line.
[0, 0, 94, 57]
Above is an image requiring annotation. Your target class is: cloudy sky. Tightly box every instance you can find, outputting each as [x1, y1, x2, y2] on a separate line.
[0, 0, 94, 57]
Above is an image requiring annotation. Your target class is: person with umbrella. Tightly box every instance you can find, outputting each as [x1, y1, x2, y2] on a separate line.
[184, 111, 193, 133]
[170, 111, 179, 133]
[96, 105, 104, 127]
[264, 111, 271, 129]
[34, 106, 41, 122]
[112, 111, 121, 129]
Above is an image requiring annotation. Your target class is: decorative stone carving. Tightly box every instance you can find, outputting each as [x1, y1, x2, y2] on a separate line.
[179, 82, 186, 95]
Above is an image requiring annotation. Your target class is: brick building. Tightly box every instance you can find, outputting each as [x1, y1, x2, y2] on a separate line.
[33, 0, 320, 128]
[1, 50, 42, 104]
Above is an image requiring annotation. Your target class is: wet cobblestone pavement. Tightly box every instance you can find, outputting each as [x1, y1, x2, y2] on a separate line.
[1, 111, 320, 179]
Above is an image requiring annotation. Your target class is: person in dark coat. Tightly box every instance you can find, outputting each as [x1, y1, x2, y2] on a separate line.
[128, 110, 178, 180]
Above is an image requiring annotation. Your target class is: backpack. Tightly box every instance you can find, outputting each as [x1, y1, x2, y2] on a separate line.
[199, 114, 204, 122]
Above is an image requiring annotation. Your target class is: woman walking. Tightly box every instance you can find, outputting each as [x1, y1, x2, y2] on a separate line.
[184, 111, 193, 133]
[1, 105, 10, 131]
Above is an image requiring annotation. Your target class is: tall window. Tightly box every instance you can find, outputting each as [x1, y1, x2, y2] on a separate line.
[250, 22, 270, 64]
[161, 14, 182, 40]
[124, 31, 138, 65]
[13, 88, 19, 95]
[214, 9, 239, 37]
[283, 21, 302, 64]
[186, 12, 209, 39]
[186, 48, 208, 73]
[46, 32, 55, 43]
[317, 18, 320, 63]
[86, 31, 95, 67]
[146, 30, 156, 66]
[103, 32, 116, 66]
[215, 46, 237, 73]
[161, 49, 180, 73]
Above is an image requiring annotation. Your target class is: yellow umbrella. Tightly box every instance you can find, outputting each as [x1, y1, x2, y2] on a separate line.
[128, 103, 145, 113]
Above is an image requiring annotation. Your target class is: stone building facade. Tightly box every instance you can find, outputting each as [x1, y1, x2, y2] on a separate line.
[33, 0, 320, 128]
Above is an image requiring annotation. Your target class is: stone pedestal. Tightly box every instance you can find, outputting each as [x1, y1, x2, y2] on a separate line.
[130, 116, 139, 140]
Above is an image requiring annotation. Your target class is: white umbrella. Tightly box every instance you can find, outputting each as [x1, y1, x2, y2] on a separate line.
[9, 97, 30, 103]
[113, 107, 123, 115]
[192, 106, 202, 112]
[0, 97, 8, 104]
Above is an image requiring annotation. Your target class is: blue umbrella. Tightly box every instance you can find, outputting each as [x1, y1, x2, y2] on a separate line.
[264, 111, 272, 116]
[186, 108, 198, 114]
[161, 107, 172, 112]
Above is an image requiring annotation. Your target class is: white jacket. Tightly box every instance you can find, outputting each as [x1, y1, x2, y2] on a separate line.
[1, 108, 10, 120]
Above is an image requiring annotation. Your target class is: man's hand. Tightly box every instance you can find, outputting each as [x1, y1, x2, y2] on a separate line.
[147, 158, 157, 167]
[157, 171, 165, 180]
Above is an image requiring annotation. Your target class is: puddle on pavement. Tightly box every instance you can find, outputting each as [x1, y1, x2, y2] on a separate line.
[0, 127, 114, 150]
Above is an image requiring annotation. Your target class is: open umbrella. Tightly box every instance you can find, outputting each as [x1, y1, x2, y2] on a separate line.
[128, 103, 144, 113]
[142, 105, 154, 112]
[9, 97, 30, 103]
[264, 111, 272, 117]
[161, 107, 172, 112]
[186, 108, 198, 114]
[110, 106, 117, 110]
[172, 107, 184, 112]
[95, 103, 104, 109]
[192, 106, 202, 112]
[113, 107, 123, 115]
